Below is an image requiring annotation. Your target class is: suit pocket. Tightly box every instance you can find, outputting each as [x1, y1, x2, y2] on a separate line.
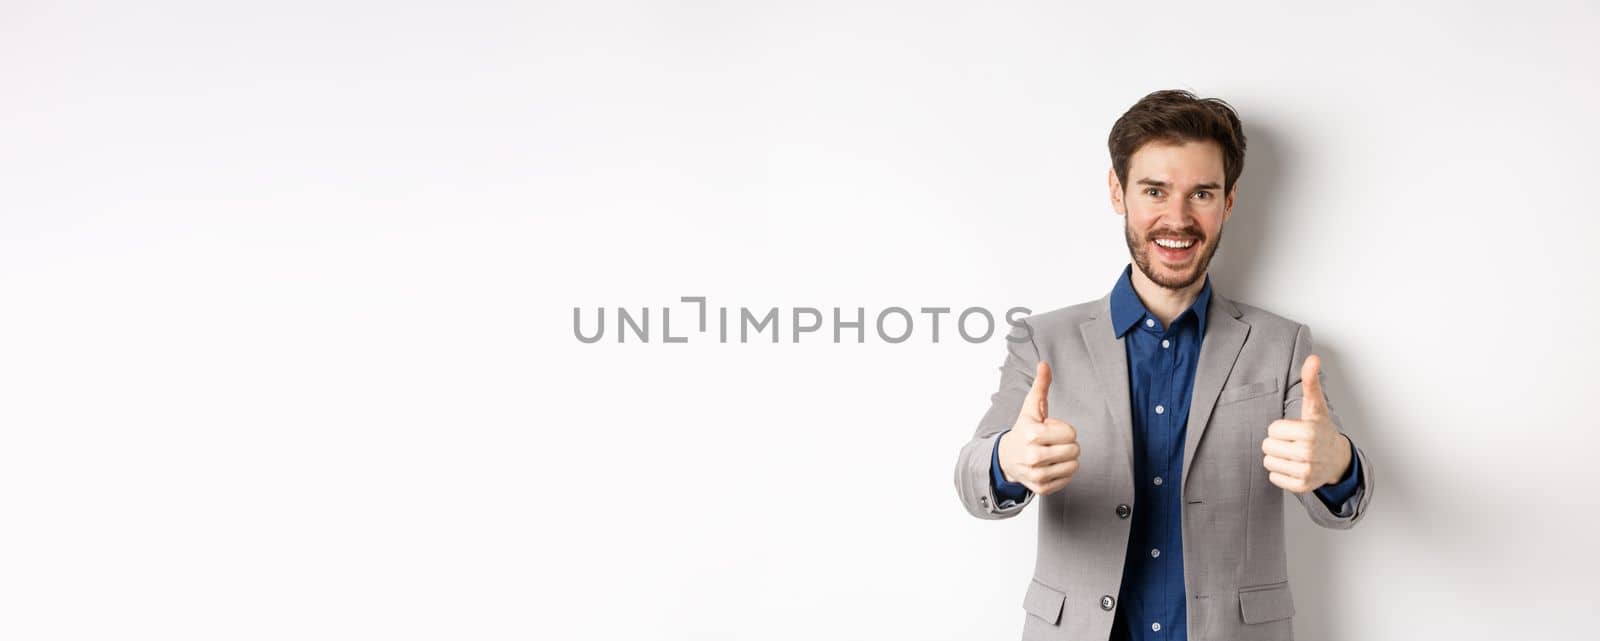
[1238, 580, 1295, 624]
[1218, 377, 1280, 406]
[1022, 578, 1066, 625]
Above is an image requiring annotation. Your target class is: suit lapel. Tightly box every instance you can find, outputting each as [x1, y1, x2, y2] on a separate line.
[1180, 291, 1249, 495]
[1081, 294, 1136, 479]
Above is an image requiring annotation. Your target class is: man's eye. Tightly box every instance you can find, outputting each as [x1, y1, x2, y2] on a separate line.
[1193, 191, 1210, 200]
[1145, 188, 1162, 197]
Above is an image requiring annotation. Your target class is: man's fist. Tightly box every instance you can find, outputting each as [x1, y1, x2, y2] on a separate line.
[997, 361, 1081, 496]
[1261, 354, 1353, 494]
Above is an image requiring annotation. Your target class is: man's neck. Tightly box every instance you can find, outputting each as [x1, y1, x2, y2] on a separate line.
[1129, 266, 1207, 329]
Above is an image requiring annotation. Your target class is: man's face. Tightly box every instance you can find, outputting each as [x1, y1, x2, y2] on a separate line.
[1109, 139, 1236, 291]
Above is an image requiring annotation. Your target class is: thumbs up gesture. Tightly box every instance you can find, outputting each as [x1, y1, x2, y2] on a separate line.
[1261, 354, 1354, 494]
[997, 361, 1082, 496]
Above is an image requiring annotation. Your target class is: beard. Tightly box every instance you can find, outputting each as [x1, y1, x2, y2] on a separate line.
[1124, 216, 1224, 291]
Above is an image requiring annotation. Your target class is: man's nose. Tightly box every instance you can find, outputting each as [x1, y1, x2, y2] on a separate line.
[1161, 196, 1195, 223]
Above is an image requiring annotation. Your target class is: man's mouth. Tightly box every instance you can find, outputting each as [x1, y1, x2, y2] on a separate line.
[1151, 236, 1198, 262]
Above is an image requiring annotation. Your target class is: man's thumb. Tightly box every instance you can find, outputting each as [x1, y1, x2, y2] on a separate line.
[1021, 360, 1053, 421]
[1300, 354, 1326, 418]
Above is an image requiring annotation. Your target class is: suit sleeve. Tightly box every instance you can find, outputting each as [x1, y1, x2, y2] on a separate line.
[954, 318, 1041, 519]
[1285, 323, 1375, 529]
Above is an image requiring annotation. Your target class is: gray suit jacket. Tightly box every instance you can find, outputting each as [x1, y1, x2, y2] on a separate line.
[954, 287, 1374, 641]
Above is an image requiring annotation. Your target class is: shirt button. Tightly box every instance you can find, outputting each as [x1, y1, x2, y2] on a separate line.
[1151, 548, 1161, 558]
[1153, 476, 1163, 486]
[1155, 404, 1165, 414]
[1145, 318, 1155, 328]
[1116, 504, 1131, 518]
[1152, 622, 1162, 632]
[1161, 339, 1170, 348]
[1101, 595, 1115, 610]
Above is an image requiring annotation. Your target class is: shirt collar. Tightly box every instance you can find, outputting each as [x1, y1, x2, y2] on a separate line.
[1108, 263, 1213, 339]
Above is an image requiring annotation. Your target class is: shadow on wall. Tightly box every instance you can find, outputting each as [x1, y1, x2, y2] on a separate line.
[1208, 118, 1286, 297]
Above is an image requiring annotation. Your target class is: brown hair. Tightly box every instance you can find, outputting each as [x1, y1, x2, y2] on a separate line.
[1108, 89, 1247, 195]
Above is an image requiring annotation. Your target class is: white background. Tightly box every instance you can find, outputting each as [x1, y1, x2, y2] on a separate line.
[3, 1, 1597, 639]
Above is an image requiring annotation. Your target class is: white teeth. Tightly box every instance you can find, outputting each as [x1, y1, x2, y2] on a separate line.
[1154, 238, 1194, 249]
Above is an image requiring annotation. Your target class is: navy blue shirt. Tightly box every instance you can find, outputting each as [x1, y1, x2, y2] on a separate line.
[990, 265, 1361, 640]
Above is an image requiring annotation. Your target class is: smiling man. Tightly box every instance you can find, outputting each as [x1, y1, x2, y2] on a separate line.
[953, 89, 1374, 641]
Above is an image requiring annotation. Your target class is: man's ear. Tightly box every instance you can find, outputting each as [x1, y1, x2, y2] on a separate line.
[1223, 183, 1237, 224]
[1108, 167, 1125, 216]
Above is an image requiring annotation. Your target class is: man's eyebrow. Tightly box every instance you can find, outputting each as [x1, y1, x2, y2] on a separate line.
[1135, 178, 1221, 190]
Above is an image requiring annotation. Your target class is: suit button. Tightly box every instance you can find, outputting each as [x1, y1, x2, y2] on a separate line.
[1116, 504, 1131, 519]
[1101, 595, 1115, 610]
[979, 496, 989, 506]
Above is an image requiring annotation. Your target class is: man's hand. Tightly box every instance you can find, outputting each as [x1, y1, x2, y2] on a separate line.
[997, 361, 1081, 496]
[1261, 354, 1353, 494]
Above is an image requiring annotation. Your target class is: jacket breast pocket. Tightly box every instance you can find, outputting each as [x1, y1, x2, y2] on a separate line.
[1022, 578, 1066, 625]
[1217, 377, 1280, 406]
[1210, 378, 1285, 474]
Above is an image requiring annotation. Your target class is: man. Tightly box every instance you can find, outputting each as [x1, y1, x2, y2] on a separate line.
[952, 89, 1374, 641]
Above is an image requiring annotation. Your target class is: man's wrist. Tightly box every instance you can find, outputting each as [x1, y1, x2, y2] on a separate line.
[1324, 433, 1355, 487]
[990, 430, 1029, 502]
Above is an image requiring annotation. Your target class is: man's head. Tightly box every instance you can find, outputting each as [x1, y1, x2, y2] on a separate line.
[1107, 89, 1247, 292]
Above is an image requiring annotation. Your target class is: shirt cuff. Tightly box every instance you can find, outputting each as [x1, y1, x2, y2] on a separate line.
[1313, 435, 1362, 515]
[990, 429, 1031, 506]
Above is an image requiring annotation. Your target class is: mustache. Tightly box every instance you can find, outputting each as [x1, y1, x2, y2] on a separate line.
[1144, 228, 1204, 241]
